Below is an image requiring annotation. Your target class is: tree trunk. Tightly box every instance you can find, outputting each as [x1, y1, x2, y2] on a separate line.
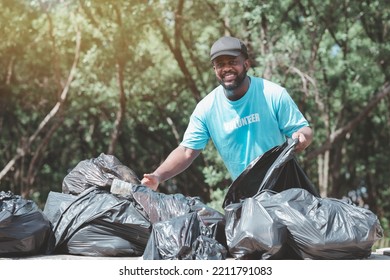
[108, 61, 126, 155]
[0, 23, 81, 184]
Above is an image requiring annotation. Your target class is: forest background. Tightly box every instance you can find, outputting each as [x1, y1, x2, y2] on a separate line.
[0, 0, 389, 242]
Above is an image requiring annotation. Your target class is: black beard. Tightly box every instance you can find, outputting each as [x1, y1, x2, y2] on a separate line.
[218, 69, 247, 90]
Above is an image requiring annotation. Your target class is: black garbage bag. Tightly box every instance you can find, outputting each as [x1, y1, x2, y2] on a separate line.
[44, 188, 151, 257]
[65, 223, 144, 257]
[224, 194, 298, 260]
[191, 235, 228, 260]
[225, 188, 383, 260]
[223, 138, 319, 208]
[143, 212, 200, 260]
[62, 153, 141, 195]
[143, 212, 227, 260]
[0, 191, 51, 257]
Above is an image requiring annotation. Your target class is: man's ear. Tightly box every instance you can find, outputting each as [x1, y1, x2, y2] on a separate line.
[244, 59, 250, 71]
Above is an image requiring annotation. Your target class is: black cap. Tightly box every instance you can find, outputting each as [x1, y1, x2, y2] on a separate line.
[210, 36, 248, 61]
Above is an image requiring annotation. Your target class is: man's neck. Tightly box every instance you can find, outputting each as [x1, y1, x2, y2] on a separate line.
[224, 76, 251, 101]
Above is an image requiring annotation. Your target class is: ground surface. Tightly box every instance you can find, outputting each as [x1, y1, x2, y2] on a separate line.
[1, 248, 390, 260]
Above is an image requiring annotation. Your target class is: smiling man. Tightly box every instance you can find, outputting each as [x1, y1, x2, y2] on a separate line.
[141, 36, 313, 191]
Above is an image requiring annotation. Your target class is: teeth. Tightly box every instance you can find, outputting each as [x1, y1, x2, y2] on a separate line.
[224, 74, 235, 79]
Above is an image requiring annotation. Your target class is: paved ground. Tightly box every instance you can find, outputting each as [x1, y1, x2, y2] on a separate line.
[2, 248, 390, 260]
[0, 254, 140, 260]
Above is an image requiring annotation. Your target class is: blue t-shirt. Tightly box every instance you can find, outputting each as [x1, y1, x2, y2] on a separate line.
[180, 76, 309, 180]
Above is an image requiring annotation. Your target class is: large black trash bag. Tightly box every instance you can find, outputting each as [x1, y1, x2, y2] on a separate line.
[256, 188, 383, 259]
[224, 194, 299, 260]
[223, 138, 319, 208]
[191, 235, 227, 260]
[62, 153, 141, 195]
[143, 212, 200, 260]
[143, 212, 227, 260]
[225, 188, 383, 260]
[44, 188, 151, 257]
[65, 223, 144, 257]
[0, 191, 51, 257]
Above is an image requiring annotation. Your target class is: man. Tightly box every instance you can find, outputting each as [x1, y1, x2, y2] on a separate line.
[142, 36, 313, 191]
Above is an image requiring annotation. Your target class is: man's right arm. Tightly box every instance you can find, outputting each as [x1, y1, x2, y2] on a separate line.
[141, 145, 202, 191]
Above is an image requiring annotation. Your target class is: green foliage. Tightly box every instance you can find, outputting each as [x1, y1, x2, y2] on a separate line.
[206, 187, 227, 214]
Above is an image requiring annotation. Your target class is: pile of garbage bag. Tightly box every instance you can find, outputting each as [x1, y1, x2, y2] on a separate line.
[45, 153, 226, 259]
[225, 188, 383, 259]
[223, 139, 383, 259]
[0, 141, 384, 259]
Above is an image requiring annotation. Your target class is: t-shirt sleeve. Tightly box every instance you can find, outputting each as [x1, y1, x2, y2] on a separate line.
[180, 104, 210, 150]
[276, 89, 309, 137]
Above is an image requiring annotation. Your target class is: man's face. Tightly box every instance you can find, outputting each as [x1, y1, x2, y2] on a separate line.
[212, 55, 249, 90]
